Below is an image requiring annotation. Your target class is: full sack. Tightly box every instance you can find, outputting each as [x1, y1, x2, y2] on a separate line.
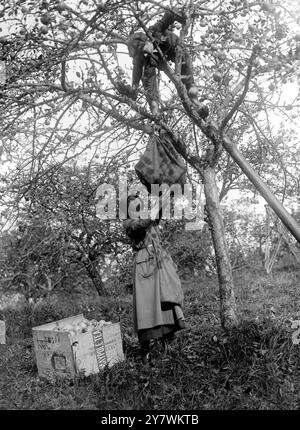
[134, 131, 187, 193]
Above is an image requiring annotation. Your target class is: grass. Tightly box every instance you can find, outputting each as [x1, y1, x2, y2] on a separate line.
[1, 267, 300, 410]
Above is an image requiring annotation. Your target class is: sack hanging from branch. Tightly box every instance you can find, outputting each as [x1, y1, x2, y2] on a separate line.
[134, 131, 187, 193]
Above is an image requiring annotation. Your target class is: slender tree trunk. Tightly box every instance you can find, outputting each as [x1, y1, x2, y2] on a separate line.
[203, 165, 238, 330]
[84, 259, 105, 296]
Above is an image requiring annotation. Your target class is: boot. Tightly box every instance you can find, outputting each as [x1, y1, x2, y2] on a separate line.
[140, 340, 150, 364]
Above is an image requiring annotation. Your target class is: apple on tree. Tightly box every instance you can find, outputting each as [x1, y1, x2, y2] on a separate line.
[213, 72, 222, 83]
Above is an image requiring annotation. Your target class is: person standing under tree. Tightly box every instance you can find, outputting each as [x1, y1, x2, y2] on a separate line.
[122, 8, 209, 119]
[123, 193, 185, 363]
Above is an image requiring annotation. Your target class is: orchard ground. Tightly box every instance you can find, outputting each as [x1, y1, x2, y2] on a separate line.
[1, 266, 300, 410]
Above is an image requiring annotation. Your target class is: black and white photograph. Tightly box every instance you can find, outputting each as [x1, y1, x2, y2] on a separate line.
[0, 0, 300, 415]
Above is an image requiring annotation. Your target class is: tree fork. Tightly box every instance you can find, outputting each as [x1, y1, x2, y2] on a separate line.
[160, 120, 300, 244]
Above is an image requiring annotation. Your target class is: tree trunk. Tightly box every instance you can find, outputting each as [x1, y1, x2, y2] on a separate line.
[203, 165, 238, 330]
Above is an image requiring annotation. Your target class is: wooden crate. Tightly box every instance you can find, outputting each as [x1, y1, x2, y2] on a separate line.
[32, 314, 124, 381]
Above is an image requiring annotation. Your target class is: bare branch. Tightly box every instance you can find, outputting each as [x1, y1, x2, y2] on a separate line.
[220, 45, 261, 134]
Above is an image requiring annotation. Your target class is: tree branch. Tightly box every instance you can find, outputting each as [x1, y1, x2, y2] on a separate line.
[220, 45, 261, 134]
[61, 60, 67, 91]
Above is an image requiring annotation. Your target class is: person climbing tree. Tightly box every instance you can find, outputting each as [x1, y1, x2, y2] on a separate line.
[120, 8, 209, 119]
[123, 193, 185, 364]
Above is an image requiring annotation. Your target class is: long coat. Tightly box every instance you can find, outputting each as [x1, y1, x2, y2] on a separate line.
[124, 219, 184, 333]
